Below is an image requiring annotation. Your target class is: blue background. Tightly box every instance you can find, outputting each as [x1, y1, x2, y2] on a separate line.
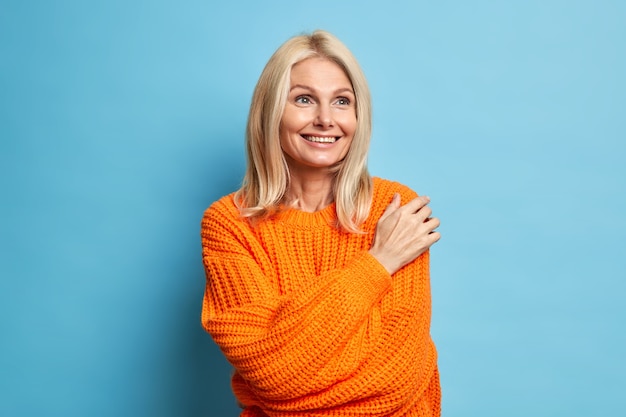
[1, 1, 625, 416]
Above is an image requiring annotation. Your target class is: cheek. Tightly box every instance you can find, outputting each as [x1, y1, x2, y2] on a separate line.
[278, 125, 291, 152]
[279, 113, 293, 144]
[341, 114, 358, 137]
[281, 107, 308, 132]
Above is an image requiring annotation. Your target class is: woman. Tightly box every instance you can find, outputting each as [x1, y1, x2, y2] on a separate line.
[201, 30, 441, 416]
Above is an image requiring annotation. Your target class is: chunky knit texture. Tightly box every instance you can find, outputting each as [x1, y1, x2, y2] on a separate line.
[201, 177, 440, 416]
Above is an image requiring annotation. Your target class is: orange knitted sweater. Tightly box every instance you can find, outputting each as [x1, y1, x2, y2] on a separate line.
[201, 177, 440, 416]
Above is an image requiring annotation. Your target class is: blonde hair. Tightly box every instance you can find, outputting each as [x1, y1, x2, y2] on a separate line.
[235, 30, 373, 233]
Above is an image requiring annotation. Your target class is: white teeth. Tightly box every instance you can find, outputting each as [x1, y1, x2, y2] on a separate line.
[303, 135, 337, 143]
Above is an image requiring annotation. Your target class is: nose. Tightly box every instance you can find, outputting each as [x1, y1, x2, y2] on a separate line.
[314, 104, 333, 128]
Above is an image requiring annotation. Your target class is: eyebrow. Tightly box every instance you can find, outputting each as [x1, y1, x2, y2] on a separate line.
[289, 84, 354, 95]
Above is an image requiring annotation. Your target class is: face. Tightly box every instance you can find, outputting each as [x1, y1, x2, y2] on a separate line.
[279, 57, 357, 175]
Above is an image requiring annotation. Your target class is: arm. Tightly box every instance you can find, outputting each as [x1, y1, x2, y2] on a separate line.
[202, 189, 441, 413]
[201, 202, 392, 401]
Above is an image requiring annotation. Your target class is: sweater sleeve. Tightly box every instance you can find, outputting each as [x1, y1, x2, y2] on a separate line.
[200, 201, 393, 403]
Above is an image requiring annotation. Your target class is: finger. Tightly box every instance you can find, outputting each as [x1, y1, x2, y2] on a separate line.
[380, 193, 400, 218]
[429, 231, 441, 243]
[387, 193, 401, 210]
[423, 231, 441, 248]
[392, 193, 401, 208]
[424, 217, 440, 232]
[418, 206, 433, 222]
[401, 195, 430, 214]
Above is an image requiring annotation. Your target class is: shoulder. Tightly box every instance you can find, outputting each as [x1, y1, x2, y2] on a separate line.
[364, 177, 420, 228]
[372, 177, 419, 204]
[201, 193, 248, 237]
[203, 193, 237, 221]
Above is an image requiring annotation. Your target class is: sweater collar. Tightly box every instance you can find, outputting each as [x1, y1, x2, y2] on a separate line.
[272, 202, 338, 228]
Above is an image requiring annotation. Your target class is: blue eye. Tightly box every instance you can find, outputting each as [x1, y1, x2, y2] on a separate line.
[295, 96, 312, 104]
[336, 97, 350, 105]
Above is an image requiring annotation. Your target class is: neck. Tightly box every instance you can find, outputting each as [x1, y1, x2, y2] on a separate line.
[283, 170, 335, 213]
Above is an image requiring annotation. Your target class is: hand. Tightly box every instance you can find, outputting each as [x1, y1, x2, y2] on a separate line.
[369, 193, 441, 275]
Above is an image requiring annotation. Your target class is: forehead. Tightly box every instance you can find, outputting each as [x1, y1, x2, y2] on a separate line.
[289, 57, 352, 89]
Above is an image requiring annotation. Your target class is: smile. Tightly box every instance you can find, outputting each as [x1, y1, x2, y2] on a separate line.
[301, 135, 338, 143]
